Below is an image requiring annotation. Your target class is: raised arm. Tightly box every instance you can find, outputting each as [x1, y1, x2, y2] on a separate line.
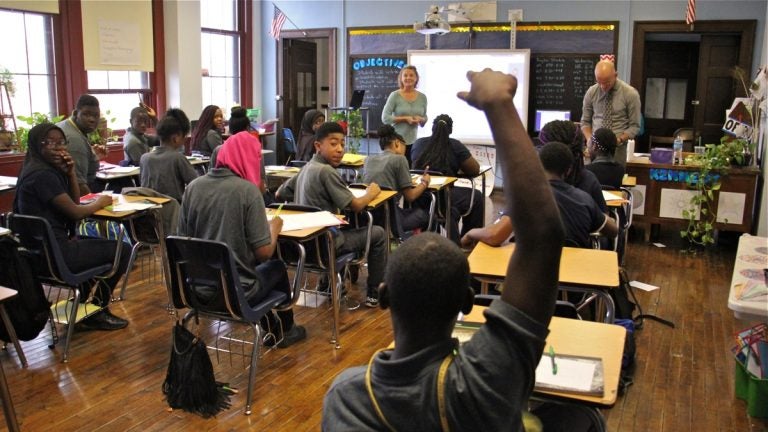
[458, 70, 565, 325]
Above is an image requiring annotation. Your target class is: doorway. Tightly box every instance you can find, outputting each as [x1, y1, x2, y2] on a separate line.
[277, 28, 337, 163]
[631, 21, 755, 151]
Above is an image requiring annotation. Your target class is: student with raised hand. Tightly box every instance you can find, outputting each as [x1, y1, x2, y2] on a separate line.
[363, 124, 431, 232]
[190, 105, 224, 156]
[179, 133, 306, 348]
[322, 69, 565, 431]
[276, 122, 387, 308]
[14, 123, 131, 331]
[139, 109, 198, 203]
[56, 94, 105, 195]
[122, 106, 157, 166]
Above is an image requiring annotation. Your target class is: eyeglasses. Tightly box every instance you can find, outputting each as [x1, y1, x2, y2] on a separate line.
[41, 139, 68, 148]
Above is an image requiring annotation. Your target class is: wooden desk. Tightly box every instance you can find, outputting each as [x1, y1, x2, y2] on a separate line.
[0, 176, 16, 195]
[468, 242, 619, 322]
[461, 306, 625, 407]
[0, 286, 26, 368]
[622, 175, 636, 187]
[414, 176, 459, 240]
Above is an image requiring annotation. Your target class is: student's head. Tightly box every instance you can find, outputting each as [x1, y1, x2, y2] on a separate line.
[156, 108, 191, 149]
[301, 109, 325, 133]
[73, 94, 100, 134]
[377, 124, 405, 153]
[190, 105, 223, 151]
[594, 60, 618, 93]
[313, 122, 346, 167]
[26, 123, 67, 170]
[539, 142, 574, 178]
[228, 106, 250, 135]
[590, 127, 617, 158]
[398, 65, 420, 89]
[538, 120, 584, 185]
[380, 233, 472, 327]
[129, 107, 150, 135]
[413, 114, 453, 171]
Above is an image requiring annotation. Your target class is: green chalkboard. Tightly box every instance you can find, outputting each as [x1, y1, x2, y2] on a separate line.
[350, 55, 407, 133]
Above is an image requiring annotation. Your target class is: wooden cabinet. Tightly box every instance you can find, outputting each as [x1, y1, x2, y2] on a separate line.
[626, 158, 760, 234]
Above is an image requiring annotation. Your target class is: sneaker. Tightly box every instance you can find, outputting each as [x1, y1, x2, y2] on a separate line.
[277, 325, 307, 348]
[364, 296, 379, 308]
[76, 309, 128, 331]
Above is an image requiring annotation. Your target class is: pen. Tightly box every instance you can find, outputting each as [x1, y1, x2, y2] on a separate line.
[274, 203, 284, 218]
[549, 345, 558, 375]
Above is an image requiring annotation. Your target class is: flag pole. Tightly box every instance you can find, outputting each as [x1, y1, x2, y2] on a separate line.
[273, 3, 307, 37]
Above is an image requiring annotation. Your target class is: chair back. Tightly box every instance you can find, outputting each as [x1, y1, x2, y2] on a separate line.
[166, 236, 264, 322]
[7, 213, 111, 287]
[282, 128, 297, 162]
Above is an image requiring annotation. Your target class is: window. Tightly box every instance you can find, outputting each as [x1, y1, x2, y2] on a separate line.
[0, 9, 57, 126]
[201, 0, 241, 115]
[87, 70, 151, 130]
[644, 77, 687, 120]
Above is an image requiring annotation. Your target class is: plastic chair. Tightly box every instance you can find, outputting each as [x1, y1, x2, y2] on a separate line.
[673, 127, 699, 152]
[165, 236, 301, 415]
[7, 213, 124, 362]
[282, 128, 297, 164]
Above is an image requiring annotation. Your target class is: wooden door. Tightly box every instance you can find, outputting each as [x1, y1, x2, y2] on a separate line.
[694, 34, 742, 145]
[281, 39, 317, 135]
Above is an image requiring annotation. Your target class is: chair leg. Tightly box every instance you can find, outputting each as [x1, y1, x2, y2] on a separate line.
[244, 323, 260, 416]
[61, 288, 80, 363]
[116, 240, 143, 301]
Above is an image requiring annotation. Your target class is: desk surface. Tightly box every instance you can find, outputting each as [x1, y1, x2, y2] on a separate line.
[366, 190, 398, 209]
[93, 195, 170, 219]
[461, 306, 625, 406]
[727, 234, 768, 320]
[468, 242, 619, 287]
[411, 175, 459, 191]
[268, 208, 334, 240]
[622, 175, 636, 187]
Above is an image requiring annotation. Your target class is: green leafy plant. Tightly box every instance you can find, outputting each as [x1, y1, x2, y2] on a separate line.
[329, 109, 364, 154]
[0, 67, 15, 97]
[88, 109, 118, 145]
[16, 112, 65, 153]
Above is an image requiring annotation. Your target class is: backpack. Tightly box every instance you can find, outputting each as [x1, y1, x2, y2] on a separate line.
[0, 235, 51, 342]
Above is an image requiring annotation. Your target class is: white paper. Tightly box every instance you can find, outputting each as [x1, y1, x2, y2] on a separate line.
[0, 227, 10, 237]
[271, 211, 344, 232]
[659, 188, 698, 220]
[602, 190, 624, 202]
[111, 202, 155, 212]
[535, 356, 596, 392]
[716, 191, 746, 224]
[412, 175, 447, 187]
[0, 175, 17, 186]
[349, 188, 367, 198]
[98, 19, 141, 66]
[104, 166, 140, 174]
[652, 242, 666, 248]
[630, 280, 660, 292]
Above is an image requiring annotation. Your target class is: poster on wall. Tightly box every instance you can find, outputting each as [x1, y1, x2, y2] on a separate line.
[98, 19, 141, 66]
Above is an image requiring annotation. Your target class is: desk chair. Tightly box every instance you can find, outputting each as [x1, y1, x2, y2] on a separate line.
[7, 213, 124, 362]
[373, 187, 436, 244]
[410, 169, 480, 237]
[648, 135, 675, 149]
[281, 128, 297, 164]
[165, 236, 302, 415]
[673, 127, 699, 152]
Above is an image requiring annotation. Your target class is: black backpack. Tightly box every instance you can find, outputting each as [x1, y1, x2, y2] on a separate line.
[0, 235, 51, 342]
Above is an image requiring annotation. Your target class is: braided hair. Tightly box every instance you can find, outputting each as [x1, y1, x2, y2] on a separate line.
[539, 120, 585, 186]
[190, 105, 220, 152]
[590, 127, 617, 157]
[413, 114, 453, 173]
[377, 124, 404, 150]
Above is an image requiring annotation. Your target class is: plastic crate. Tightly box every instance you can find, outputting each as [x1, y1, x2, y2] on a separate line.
[735, 360, 768, 418]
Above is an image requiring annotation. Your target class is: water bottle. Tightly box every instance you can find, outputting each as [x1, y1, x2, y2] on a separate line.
[673, 135, 683, 165]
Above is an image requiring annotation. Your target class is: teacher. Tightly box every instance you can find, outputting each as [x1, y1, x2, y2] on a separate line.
[382, 65, 428, 163]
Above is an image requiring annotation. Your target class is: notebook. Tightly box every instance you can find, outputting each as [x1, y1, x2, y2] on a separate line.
[349, 89, 365, 109]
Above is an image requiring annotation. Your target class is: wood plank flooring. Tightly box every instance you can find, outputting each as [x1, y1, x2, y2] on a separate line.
[1, 196, 767, 431]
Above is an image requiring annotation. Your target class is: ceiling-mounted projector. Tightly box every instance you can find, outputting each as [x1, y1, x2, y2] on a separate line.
[414, 5, 451, 35]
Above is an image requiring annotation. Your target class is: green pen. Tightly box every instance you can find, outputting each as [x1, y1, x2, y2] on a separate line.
[549, 345, 558, 375]
[274, 203, 284, 218]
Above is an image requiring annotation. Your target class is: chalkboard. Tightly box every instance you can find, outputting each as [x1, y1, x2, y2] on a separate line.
[350, 55, 407, 133]
[528, 54, 600, 131]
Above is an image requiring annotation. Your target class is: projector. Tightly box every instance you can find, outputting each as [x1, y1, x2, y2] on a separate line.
[414, 20, 451, 35]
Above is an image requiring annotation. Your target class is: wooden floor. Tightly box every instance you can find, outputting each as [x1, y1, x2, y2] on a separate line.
[1, 194, 767, 431]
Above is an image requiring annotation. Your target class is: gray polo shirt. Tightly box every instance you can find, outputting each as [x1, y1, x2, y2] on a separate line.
[123, 128, 150, 165]
[139, 145, 198, 202]
[362, 150, 413, 191]
[178, 168, 271, 274]
[57, 118, 99, 186]
[277, 153, 354, 214]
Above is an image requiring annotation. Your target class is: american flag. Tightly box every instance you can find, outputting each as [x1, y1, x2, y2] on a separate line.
[269, 6, 287, 40]
[685, 0, 696, 25]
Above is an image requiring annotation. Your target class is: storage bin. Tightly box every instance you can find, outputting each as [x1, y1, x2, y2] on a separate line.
[734, 359, 768, 418]
[650, 147, 674, 164]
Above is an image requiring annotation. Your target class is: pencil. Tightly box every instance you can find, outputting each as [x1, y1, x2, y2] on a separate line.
[274, 203, 284, 218]
[549, 345, 558, 375]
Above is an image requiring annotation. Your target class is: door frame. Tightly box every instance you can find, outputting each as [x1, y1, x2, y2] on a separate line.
[630, 20, 756, 146]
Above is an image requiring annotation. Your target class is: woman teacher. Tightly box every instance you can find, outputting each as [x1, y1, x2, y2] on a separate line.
[381, 65, 427, 163]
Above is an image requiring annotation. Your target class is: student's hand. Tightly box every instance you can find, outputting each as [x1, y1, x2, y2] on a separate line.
[460, 232, 478, 250]
[421, 171, 431, 187]
[95, 195, 113, 209]
[140, 102, 157, 119]
[92, 143, 108, 160]
[60, 150, 75, 176]
[269, 215, 284, 233]
[366, 182, 381, 197]
[457, 69, 517, 110]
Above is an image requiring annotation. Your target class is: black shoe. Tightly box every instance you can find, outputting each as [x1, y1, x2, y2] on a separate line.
[77, 309, 129, 331]
[277, 325, 307, 348]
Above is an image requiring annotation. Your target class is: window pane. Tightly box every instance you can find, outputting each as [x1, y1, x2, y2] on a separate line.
[88, 71, 110, 89]
[665, 79, 687, 120]
[201, 0, 236, 31]
[28, 75, 55, 117]
[25, 14, 49, 74]
[644, 78, 665, 119]
[91, 93, 140, 131]
[88, 70, 149, 90]
[0, 11, 29, 73]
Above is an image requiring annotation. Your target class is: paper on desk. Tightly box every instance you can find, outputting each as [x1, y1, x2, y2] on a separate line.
[412, 175, 446, 186]
[602, 190, 626, 202]
[535, 355, 600, 394]
[630, 280, 659, 292]
[341, 153, 365, 165]
[271, 210, 345, 232]
[111, 202, 155, 212]
[265, 165, 300, 172]
[349, 188, 367, 198]
[0, 227, 10, 237]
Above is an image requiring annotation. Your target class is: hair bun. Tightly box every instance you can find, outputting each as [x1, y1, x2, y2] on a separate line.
[377, 124, 395, 138]
[230, 106, 247, 119]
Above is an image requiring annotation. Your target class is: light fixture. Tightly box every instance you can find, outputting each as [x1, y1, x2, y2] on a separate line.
[414, 5, 451, 35]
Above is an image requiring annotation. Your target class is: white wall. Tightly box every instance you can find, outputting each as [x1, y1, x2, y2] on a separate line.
[163, 0, 203, 119]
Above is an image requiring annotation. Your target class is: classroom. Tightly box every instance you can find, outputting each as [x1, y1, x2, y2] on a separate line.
[0, 0, 767, 430]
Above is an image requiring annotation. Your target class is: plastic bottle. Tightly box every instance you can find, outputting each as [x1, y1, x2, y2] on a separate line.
[673, 135, 683, 165]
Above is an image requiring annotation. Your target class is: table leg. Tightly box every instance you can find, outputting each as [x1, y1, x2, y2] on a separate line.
[326, 231, 341, 349]
[0, 304, 26, 368]
[0, 356, 20, 432]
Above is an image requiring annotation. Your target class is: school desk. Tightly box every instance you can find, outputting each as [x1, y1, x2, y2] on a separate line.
[461, 306, 626, 407]
[0, 176, 16, 194]
[411, 175, 459, 240]
[727, 233, 768, 321]
[467, 242, 620, 322]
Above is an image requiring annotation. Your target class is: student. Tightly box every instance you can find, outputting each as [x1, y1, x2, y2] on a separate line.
[296, 109, 325, 161]
[539, 119, 607, 212]
[276, 122, 387, 307]
[179, 134, 306, 348]
[56, 94, 105, 195]
[363, 124, 430, 232]
[411, 114, 483, 244]
[190, 105, 224, 156]
[14, 123, 131, 330]
[322, 69, 566, 430]
[586, 127, 625, 189]
[541, 141, 618, 248]
[139, 109, 198, 203]
[123, 106, 157, 166]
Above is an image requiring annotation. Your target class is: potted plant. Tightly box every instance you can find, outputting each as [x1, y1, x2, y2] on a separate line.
[0, 67, 16, 151]
[16, 112, 65, 153]
[329, 109, 364, 154]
